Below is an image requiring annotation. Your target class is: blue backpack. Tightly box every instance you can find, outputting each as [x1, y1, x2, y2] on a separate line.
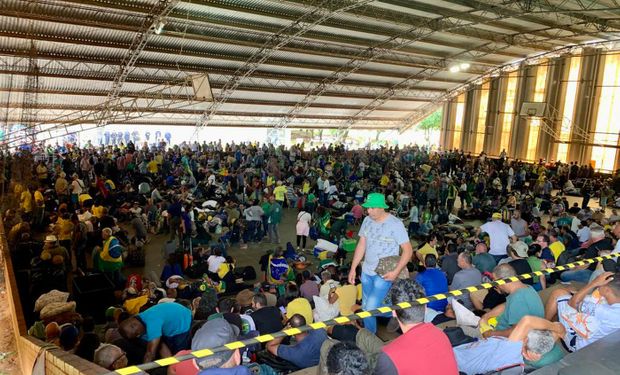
[284, 242, 297, 260]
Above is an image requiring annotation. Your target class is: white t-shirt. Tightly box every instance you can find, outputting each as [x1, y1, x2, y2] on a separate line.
[319, 280, 340, 298]
[480, 220, 515, 256]
[323, 180, 330, 193]
[409, 206, 419, 223]
[613, 240, 620, 254]
[559, 296, 620, 351]
[571, 216, 581, 233]
[71, 179, 84, 195]
[207, 255, 226, 273]
[577, 227, 591, 243]
[317, 177, 324, 190]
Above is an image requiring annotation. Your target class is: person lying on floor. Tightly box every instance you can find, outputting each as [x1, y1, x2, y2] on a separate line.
[453, 315, 565, 374]
[544, 271, 620, 352]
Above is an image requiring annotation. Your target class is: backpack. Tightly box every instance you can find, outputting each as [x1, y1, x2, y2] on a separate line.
[284, 242, 297, 260]
[296, 195, 305, 210]
[235, 266, 257, 281]
[309, 226, 319, 240]
[126, 245, 145, 267]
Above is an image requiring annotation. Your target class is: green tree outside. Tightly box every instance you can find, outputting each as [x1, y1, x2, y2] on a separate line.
[417, 108, 443, 143]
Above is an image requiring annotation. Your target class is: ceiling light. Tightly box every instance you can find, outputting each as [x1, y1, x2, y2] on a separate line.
[154, 20, 166, 34]
[449, 66, 460, 73]
[459, 62, 470, 70]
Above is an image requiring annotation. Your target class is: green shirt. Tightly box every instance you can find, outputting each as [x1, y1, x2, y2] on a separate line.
[496, 286, 544, 331]
[267, 202, 282, 224]
[526, 256, 543, 284]
[525, 343, 565, 368]
[555, 217, 572, 228]
[473, 253, 496, 274]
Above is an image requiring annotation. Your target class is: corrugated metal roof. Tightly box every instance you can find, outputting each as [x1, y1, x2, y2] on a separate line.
[2, 0, 619, 135]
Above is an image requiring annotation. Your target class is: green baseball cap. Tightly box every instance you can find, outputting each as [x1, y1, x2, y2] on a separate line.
[362, 193, 389, 209]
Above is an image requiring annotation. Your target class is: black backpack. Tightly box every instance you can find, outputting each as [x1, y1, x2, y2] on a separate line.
[238, 266, 256, 281]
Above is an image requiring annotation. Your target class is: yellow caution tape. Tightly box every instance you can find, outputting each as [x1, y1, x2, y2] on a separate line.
[111, 253, 619, 374]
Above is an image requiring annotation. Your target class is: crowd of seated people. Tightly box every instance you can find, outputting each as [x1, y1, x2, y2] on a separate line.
[2, 139, 620, 374]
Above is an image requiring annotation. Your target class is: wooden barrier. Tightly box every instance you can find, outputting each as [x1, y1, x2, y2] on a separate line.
[0, 222, 107, 375]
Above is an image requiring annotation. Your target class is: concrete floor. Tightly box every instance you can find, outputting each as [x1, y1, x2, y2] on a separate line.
[124, 207, 346, 285]
[117, 193, 600, 371]
[126, 193, 600, 286]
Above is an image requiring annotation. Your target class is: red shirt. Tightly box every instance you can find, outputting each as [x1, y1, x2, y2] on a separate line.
[377, 323, 458, 375]
[96, 178, 109, 198]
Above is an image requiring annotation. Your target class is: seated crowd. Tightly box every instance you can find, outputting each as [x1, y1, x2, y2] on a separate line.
[4, 140, 620, 374]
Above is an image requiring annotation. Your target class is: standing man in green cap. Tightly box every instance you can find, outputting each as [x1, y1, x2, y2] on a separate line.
[348, 192, 412, 334]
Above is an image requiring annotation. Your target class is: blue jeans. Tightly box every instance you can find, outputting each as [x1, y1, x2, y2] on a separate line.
[561, 269, 593, 283]
[262, 217, 269, 238]
[162, 331, 190, 354]
[244, 221, 261, 242]
[361, 272, 393, 334]
[268, 223, 280, 243]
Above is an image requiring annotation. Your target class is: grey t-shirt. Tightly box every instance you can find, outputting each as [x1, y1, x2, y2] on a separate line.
[441, 253, 459, 284]
[360, 215, 409, 276]
[510, 218, 528, 238]
[244, 205, 264, 221]
[450, 267, 482, 310]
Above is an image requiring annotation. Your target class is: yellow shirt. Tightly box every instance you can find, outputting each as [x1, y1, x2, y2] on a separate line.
[123, 295, 149, 315]
[92, 205, 105, 218]
[217, 262, 232, 279]
[36, 164, 48, 180]
[34, 190, 45, 206]
[13, 182, 24, 196]
[302, 182, 310, 194]
[418, 243, 438, 263]
[78, 193, 92, 205]
[55, 178, 68, 195]
[336, 284, 357, 316]
[20, 191, 32, 213]
[147, 160, 159, 174]
[380, 175, 389, 186]
[273, 185, 287, 201]
[286, 298, 313, 324]
[55, 217, 74, 241]
[549, 241, 566, 262]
